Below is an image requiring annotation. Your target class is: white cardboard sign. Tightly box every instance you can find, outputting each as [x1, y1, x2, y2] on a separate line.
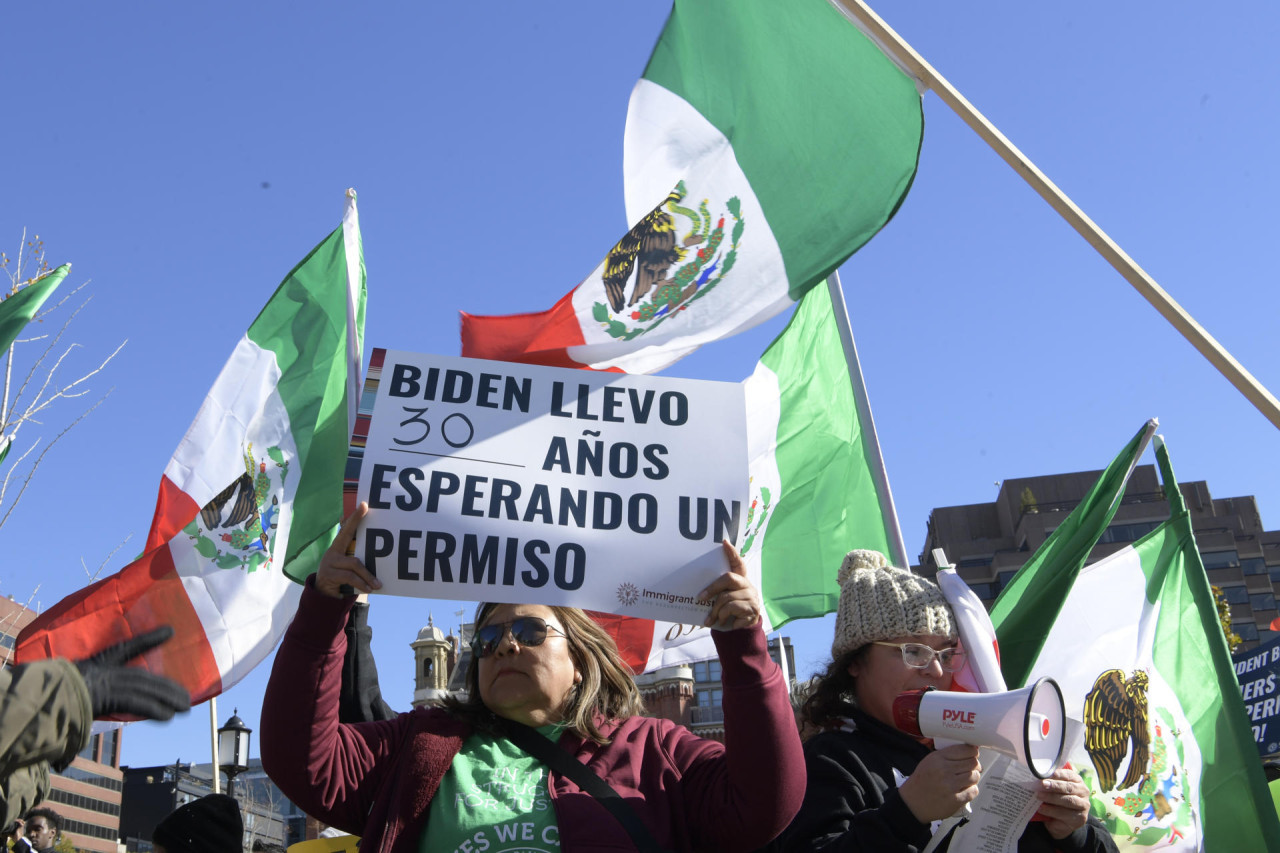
[350, 350, 748, 623]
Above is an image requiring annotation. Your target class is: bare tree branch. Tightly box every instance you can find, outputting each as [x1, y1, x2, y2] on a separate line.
[83, 532, 134, 582]
[0, 585, 41, 668]
[0, 235, 123, 535]
[0, 390, 111, 531]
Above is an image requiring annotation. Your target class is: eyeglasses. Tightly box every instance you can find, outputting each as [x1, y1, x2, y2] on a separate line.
[472, 616, 567, 658]
[872, 641, 966, 672]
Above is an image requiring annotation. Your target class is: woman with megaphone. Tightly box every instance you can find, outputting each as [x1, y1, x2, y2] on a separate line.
[771, 550, 1116, 853]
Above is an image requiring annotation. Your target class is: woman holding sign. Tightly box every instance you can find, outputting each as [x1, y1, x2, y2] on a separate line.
[772, 550, 1115, 853]
[261, 503, 803, 853]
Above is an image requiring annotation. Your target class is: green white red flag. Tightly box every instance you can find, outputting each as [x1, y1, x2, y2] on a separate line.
[992, 426, 1280, 850]
[993, 420, 1156, 687]
[609, 281, 904, 671]
[460, 0, 922, 373]
[0, 263, 69, 466]
[0, 263, 66, 354]
[16, 191, 366, 705]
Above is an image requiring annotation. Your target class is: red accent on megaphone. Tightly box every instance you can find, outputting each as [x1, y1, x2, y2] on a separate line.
[892, 688, 929, 737]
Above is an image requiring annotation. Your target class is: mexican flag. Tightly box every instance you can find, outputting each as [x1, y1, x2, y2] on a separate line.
[0, 263, 67, 353]
[16, 191, 366, 705]
[0, 263, 69, 465]
[607, 281, 904, 671]
[993, 420, 1157, 687]
[460, 0, 923, 374]
[992, 430, 1280, 850]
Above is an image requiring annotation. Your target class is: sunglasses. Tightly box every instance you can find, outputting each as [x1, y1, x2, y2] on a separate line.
[872, 641, 966, 673]
[472, 616, 567, 658]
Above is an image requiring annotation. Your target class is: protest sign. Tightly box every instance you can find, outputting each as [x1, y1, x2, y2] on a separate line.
[1232, 635, 1280, 756]
[348, 350, 748, 623]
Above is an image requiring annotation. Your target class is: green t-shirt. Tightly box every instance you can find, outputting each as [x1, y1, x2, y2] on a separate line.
[420, 723, 565, 853]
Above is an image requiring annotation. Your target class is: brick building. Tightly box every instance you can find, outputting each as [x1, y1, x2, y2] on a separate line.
[1, 597, 124, 853]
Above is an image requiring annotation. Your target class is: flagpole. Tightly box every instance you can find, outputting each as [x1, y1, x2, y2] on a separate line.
[831, 0, 1280, 432]
[209, 695, 221, 794]
[826, 273, 910, 569]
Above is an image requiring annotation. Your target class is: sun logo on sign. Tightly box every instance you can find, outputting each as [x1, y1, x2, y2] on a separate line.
[617, 583, 639, 607]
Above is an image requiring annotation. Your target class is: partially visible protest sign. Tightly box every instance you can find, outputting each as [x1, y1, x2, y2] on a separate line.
[349, 350, 748, 623]
[1232, 635, 1280, 756]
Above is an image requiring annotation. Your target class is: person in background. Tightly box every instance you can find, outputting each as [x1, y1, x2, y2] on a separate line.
[338, 596, 396, 723]
[0, 627, 191, 833]
[10, 807, 62, 853]
[774, 549, 1116, 853]
[262, 503, 804, 853]
[152, 793, 242, 853]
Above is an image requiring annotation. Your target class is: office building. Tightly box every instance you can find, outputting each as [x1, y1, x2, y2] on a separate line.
[120, 761, 290, 852]
[1, 597, 124, 853]
[919, 463, 1280, 652]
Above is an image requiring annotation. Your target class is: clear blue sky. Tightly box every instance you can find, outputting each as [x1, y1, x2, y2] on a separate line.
[3, 1, 1277, 769]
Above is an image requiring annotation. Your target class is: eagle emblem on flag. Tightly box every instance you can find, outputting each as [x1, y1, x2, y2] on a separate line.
[593, 180, 743, 341]
[183, 443, 290, 572]
[1084, 668, 1151, 792]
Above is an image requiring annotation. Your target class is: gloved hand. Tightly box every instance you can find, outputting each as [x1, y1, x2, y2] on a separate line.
[74, 626, 192, 720]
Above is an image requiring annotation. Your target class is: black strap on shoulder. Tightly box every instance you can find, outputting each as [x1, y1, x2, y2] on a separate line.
[500, 719, 673, 853]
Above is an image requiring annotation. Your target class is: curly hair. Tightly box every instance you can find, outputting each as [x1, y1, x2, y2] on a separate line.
[24, 807, 62, 838]
[444, 603, 645, 744]
[798, 647, 868, 733]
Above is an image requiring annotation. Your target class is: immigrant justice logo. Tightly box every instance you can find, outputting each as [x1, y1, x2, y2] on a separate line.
[616, 582, 640, 607]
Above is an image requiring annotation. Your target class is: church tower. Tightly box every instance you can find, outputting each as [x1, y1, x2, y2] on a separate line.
[411, 615, 451, 707]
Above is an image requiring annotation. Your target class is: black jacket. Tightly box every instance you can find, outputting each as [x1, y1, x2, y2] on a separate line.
[773, 709, 1118, 853]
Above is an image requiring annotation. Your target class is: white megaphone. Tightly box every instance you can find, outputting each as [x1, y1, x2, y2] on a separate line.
[891, 677, 1067, 779]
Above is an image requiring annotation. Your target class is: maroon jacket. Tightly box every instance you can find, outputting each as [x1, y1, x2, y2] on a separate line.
[261, 581, 804, 853]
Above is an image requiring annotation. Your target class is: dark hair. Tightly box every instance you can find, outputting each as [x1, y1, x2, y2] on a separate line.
[798, 647, 867, 733]
[24, 808, 61, 837]
[444, 602, 644, 744]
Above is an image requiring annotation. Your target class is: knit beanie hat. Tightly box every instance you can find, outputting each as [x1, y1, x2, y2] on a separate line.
[831, 549, 956, 659]
[153, 794, 242, 853]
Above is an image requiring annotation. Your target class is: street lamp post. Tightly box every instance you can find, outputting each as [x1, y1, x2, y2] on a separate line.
[217, 710, 252, 798]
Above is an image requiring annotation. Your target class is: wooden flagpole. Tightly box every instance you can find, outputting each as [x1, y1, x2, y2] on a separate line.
[827, 272, 911, 569]
[831, 0, 1280, 431]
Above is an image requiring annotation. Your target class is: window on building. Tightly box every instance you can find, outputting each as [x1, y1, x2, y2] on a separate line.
[102, 728, 119, 767]
[957, 556, 992, 569]
[1222, 586, 1250, 605]
[1237, 622, 1260, 641]
[1098, 521, 1162, 544]
[693, 661, 721, 683]
[969, 583, 996, 600]
[1269, 567, 1280, 583]
[997, 570, 1019, 590]
[78, 733, 98, 762]
[696, 688, 722, 708]
[1241, 557, 1267, 576]
[1250, 593, 1276, 612]
[1201, 550, 1241, 570]
[58, 767, 123, 790]
[46, 788, 121, 817]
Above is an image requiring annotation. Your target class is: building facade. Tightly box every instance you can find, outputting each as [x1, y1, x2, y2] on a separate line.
[120, 761, 290, 853]
[2, 597, 124, 853]
[919, 464, 1280, 652]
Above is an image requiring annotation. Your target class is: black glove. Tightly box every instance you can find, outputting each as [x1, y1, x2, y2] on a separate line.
[74, 625, 192, 720]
